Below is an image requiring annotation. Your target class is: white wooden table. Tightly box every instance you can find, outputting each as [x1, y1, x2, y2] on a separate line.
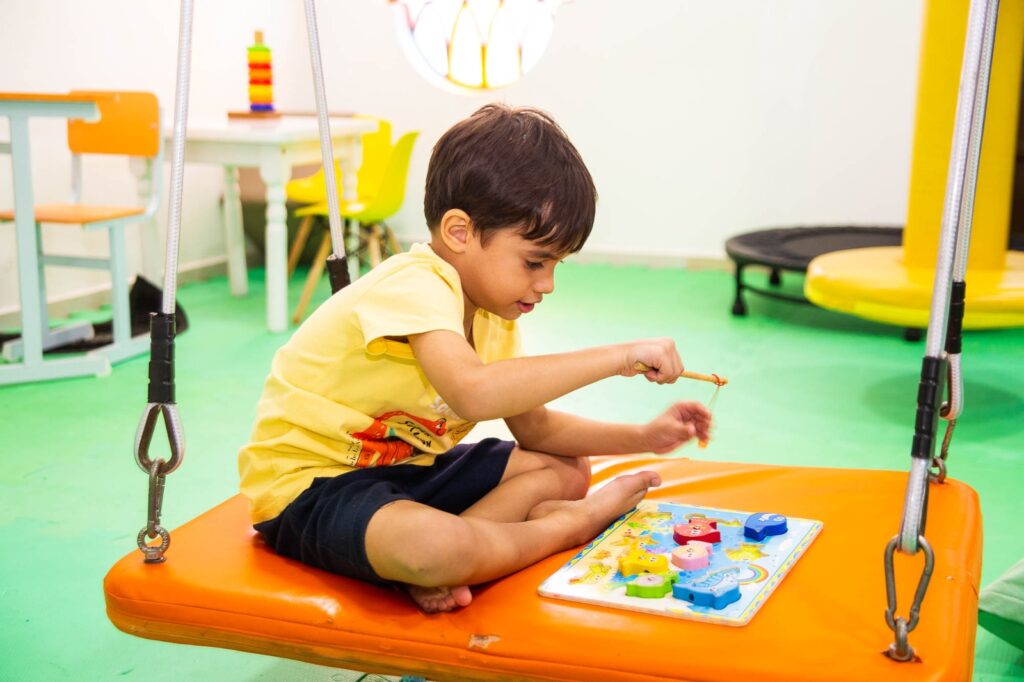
[166, 115, 377, 332]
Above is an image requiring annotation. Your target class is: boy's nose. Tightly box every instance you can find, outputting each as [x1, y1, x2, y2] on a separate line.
[536, 274, 555, 294]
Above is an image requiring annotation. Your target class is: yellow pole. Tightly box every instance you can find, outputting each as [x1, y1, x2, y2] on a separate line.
[904, 0, 1024, 271]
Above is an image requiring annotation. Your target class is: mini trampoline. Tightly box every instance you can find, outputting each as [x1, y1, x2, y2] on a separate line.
[726, 226, 1024, 339]
[725, 225, 902, 314]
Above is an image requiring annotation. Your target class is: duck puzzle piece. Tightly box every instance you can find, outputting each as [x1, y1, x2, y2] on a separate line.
[672, 573, 741, 610]
[625, 572, 677, 598]
[673, 520, 721, 544]
[618, 548, 670, 577]
[743, 512, 788, 541]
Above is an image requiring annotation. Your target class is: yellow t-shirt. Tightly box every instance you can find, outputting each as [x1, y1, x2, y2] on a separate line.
[238, 243, 521, 524]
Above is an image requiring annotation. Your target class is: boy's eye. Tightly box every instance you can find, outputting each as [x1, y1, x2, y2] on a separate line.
[525, 260, 544, 271]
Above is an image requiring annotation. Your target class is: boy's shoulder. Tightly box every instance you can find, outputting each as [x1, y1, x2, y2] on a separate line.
[360, 243, 460, 292]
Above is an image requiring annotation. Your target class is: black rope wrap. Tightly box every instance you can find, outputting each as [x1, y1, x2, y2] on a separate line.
[147, 312, 176, 404]
[945, 281, 966, 355]
[326, 253, 351, 294]
[911, 356, 947, 460]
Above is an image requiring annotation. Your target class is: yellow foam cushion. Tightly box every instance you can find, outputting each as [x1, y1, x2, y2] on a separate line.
[105, 457, 981, 681]
[806, 246, 1024, 329]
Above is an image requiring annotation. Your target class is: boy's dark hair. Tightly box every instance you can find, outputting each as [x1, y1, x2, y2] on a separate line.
[424, 104, 596, 254]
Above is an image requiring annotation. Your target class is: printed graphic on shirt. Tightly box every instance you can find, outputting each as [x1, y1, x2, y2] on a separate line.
[351, 410, 448, 467]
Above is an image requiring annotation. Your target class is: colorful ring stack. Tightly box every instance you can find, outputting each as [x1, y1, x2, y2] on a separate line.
[248, 31, 274, 113]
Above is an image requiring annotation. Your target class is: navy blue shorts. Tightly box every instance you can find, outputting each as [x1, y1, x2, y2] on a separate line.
[254, 437, 515, 586]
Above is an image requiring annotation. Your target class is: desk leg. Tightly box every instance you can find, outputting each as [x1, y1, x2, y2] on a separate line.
[223, 164, 249, 296]
[9, 117, 43, 365]
[260, 160, 288, 332]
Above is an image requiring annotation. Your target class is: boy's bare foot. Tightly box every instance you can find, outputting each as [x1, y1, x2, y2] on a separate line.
[527, 471, 662, 545]
[406, 584, 473, 613]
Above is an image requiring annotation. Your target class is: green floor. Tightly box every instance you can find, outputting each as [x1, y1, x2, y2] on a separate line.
[1, 263, 1022, 681]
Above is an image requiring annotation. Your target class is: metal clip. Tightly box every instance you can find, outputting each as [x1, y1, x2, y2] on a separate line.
[930, 419, 955, 483]
[883, 534, 935, 662]
[137, 458, 170, 563]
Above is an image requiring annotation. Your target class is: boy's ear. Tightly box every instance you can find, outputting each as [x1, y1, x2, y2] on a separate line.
[439, 209, 473, 254]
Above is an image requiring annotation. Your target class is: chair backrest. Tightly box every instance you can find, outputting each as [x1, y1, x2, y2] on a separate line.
[353, 116, 393, 196]
[285, 117, 393, 205]
[67, 91, 159, 157]
[357, 131, 419, 223]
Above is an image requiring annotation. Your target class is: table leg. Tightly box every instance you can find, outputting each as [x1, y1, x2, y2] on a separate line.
[223, 164, 249, 296]
[260, 159, 288, 332]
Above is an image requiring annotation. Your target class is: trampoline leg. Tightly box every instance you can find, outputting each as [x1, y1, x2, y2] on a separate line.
[731, 264, 748, 316]
[769, 268, 782, 287]
[903, 328, 923, 342]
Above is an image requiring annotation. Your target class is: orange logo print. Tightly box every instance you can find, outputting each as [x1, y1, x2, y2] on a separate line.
[351, 411, 447, 467]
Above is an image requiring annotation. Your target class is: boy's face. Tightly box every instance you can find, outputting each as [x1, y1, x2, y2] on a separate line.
[461, 228, 563, 321]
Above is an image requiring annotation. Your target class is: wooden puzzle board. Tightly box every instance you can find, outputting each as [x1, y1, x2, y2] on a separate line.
[539, 501, 822, 626]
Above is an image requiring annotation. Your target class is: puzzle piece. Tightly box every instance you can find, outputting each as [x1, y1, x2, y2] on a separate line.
[671, 544, 711, 571]
[673, 519, 721, 544]
[625, 572, 677, 598]
[743, 512, 788, 541]
[618, 548, 669, 577]
[672, 574, 741, 610]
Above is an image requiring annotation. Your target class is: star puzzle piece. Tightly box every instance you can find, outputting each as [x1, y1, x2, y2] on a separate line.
[625, 572, 677, 599]
[743, 512, 788, 541]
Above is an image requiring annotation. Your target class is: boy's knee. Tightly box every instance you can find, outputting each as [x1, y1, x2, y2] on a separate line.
[388, 515, 478, 587]
[547, 453, 591, 501]
[556, 456, 590, 500]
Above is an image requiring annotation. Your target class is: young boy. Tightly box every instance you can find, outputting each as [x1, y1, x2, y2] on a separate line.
[239, 104, 711, 613]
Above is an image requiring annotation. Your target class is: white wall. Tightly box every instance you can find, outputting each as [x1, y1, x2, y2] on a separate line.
[0, 0, 923, 315]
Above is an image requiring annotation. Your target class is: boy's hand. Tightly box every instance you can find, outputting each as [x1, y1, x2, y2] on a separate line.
[620, 338, 683, 384]
[641, 402, 712, 454]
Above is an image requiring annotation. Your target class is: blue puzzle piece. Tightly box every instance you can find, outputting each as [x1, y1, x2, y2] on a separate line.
[743, 512, 788, 541]
[672, 574, 741, 610]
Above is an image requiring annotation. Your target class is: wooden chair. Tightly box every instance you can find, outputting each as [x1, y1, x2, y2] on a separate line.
[0, 90, 162, 370]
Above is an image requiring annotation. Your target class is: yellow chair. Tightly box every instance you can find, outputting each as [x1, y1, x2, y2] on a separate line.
[285, 117, 393, 276]
[0, 90, 161, 370]
[291, 130, 419, 323]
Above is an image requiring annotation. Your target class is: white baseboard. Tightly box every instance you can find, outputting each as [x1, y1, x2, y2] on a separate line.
[393, 232, 731, 271]
[0, 256, 228, 329]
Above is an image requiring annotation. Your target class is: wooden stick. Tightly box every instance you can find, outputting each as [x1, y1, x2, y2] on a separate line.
[633, 362, 727, 386]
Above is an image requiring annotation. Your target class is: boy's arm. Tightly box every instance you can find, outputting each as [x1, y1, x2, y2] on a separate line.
[505, 406, 643, 457]
[506, 403, 711, 458]
[407, 330, 681, 422]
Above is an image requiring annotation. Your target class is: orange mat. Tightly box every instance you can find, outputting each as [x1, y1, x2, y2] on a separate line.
[105, 457, 981, 681]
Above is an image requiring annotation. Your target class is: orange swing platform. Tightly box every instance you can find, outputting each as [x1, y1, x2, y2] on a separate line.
[105, 456, 982, 681]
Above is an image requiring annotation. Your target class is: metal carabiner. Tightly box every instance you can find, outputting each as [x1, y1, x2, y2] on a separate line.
[883, 534, 935, 662]
[134, 402, 184, 476]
